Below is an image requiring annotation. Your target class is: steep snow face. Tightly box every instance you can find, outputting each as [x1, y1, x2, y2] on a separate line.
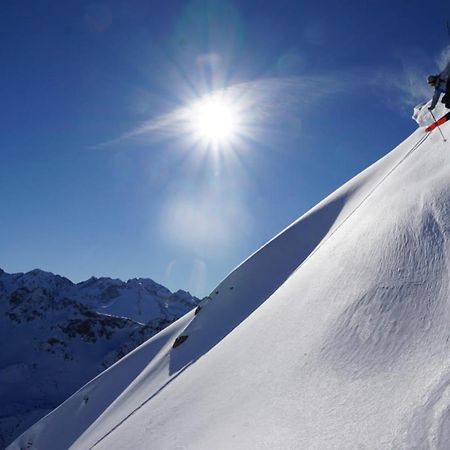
[6, 311, 196, 450]
[11, 107, 450, 450]
[0, 270, 199, 448]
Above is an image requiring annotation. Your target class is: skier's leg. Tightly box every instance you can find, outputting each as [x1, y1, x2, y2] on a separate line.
[444, 79, 450, 108]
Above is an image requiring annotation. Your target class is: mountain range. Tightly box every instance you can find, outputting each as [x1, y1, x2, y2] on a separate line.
[0, 268, 199, 448]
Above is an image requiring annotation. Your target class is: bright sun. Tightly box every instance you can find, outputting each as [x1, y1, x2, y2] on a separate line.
[188, 94, 239, 147]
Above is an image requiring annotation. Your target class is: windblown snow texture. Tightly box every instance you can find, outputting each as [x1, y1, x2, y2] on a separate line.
[10, 103, 450, 449]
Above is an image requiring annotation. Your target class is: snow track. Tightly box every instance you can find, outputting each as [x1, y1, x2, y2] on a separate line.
[288, 130, 431, 281]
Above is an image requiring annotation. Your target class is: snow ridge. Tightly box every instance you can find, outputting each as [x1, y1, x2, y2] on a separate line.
[0, 269, 199, 448]
[11, 104, 450, 450]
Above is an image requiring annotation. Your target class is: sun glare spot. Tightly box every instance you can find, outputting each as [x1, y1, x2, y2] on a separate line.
[188, 94, 240, 148]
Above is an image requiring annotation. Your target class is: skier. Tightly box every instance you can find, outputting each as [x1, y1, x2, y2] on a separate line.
[425, 60, 450, 132]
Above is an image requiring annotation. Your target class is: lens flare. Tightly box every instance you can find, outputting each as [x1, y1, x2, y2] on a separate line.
[188, 94, 240, 148]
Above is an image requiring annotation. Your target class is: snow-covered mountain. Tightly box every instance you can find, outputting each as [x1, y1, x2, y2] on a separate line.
[10, 104, 450, 450]
[0, 268, 199, 449]
[1, 268, 196, 324]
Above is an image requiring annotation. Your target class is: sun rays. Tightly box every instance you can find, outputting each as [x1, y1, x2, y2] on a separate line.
[188, 93, 240, 149]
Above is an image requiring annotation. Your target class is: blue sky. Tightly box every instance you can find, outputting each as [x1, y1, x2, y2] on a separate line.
[2, 0, 450, 296]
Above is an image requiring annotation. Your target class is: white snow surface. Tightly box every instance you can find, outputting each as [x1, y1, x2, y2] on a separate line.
[413, 100, 436, 127]
[0, 269, 199, 448]
[11, 105, 450, 449]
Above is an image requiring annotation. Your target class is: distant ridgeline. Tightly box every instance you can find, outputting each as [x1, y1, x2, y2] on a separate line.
[0, 268, 199, 448]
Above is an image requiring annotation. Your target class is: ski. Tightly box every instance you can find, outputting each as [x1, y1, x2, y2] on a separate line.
[425, 113, 450, 132]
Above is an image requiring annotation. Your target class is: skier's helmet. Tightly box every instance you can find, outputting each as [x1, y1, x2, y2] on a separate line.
[428, 75, 439, 86]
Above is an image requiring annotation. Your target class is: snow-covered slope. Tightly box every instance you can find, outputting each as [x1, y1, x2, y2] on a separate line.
[11, 104, 450, 449]
[0, 269, 198, 448]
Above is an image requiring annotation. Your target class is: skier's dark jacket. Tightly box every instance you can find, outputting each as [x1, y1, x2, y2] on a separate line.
[430, 60, 450, 110]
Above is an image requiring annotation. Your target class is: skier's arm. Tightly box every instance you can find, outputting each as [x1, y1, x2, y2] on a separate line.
[429, 89, 441, 110]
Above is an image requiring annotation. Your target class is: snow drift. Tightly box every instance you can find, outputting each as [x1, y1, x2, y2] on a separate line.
[10, 103, 450, 449]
